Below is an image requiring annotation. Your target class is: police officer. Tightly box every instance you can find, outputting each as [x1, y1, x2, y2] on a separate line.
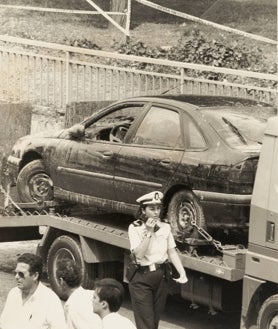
[128, 191, 188, 329]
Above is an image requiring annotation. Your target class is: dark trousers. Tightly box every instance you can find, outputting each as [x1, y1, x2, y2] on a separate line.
[129, 267, 168, 329]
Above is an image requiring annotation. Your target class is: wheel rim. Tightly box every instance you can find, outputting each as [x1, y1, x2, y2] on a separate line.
[29, 173, 53, 200]
[177, 200, 196, 236]
[268, 314, 278, 329]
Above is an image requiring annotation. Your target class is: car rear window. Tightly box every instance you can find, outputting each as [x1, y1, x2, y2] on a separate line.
[203, 109, 268, 148]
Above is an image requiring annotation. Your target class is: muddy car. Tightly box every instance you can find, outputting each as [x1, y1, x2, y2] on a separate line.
[7, 95, 273, 243]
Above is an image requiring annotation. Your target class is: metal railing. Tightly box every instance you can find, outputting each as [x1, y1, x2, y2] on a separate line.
[0, 35, 277, 111]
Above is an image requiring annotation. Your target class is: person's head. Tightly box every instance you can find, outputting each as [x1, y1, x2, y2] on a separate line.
[136, 191, 163, 221]
[92, 278, 124, 318]
[15, 253, 43, 292]
[56, 259, 82, 295]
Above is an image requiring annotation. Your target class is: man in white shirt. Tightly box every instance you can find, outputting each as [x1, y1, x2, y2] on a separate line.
[0, 253, 66, 329]
[92, 278, 136, 329]
[56, 259, 102, 329]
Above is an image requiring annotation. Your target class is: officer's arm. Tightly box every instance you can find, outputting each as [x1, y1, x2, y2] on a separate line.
[168, 248, 188, 284]
[129, 218, 155, 260]
[132, 232, 152, 260]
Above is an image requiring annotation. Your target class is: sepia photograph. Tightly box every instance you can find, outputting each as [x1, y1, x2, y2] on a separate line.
[0, 1, 277, 328]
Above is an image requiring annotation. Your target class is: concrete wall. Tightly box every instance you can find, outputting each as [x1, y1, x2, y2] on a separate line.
[0, 103, 32, 184]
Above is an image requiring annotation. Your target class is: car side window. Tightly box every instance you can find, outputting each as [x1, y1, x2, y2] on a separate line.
[131, 106, 183, 149]
[84, 105, 143, 143]
[185, 118, 206, 149]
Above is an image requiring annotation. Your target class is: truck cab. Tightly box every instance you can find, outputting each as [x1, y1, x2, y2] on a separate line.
[241, 116, 278, 329]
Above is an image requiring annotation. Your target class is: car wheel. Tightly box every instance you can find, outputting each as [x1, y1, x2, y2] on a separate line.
[17, 159, 54, 203]
[167, 190, 206, 243]
[257, 295, 278, 329]
[47, 235, 97, 300]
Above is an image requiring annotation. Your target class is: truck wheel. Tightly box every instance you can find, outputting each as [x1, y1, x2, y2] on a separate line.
[47, 235, 97, 300]
[17, 159, 54, 203]
[257, 294, 278, 329]
[167, 190, 206, 243]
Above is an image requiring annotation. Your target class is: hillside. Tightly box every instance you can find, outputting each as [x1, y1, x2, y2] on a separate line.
[0, 0, 276, 65]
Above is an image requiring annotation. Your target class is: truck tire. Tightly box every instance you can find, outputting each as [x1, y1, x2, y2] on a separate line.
[47, 235, 97, 300]
[17, 159, 54, 203]
[167, 190, 206, 243]
[257, 294, 278, 329]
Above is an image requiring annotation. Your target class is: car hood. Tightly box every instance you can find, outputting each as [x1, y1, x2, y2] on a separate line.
[17, 129, 67, 141]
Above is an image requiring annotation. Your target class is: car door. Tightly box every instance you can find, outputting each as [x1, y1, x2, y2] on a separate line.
[55, 103, 146, 200]
[114, 105, 185, 204]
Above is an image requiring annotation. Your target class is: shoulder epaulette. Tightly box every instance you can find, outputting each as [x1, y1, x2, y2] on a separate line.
[132, 219, 143, 227]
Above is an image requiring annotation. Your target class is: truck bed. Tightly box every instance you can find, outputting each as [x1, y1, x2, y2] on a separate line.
[0, 211, 245, 282]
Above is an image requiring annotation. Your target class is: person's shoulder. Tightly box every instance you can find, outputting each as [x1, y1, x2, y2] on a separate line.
[7, 286, 21, 298]
[129, 219, 143, 227]
[106, 313, 136, 328]
[38, 282, 62, 300]
[120, 314, 136, 328]
[160, 220, 171, 229]
[161, 217, 170, 224]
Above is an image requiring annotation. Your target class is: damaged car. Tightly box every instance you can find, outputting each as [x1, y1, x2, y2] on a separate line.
[7, 95, 274, 243]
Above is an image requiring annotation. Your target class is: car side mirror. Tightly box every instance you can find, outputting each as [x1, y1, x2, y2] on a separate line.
[67, 124, 85, 140]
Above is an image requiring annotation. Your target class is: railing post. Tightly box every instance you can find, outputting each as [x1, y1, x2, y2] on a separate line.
[125, 0, 131, 43]
[65, 51, 72, 105]
[180, 68, 185, 94]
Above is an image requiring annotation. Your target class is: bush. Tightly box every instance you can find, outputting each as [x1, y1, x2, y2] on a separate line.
[112, 30, 277, 87]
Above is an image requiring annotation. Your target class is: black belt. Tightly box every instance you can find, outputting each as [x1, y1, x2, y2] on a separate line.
[139, 262, 166, 273]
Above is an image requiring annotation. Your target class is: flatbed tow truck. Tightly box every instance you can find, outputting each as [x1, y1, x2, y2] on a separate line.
[0, 116, 278, 329]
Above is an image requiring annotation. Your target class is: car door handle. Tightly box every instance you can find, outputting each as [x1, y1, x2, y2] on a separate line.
[160, 158, 171, 165]
[100, 151, 113, 157]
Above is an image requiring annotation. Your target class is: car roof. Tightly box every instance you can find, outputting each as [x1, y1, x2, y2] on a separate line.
[126, 94, 272, 108]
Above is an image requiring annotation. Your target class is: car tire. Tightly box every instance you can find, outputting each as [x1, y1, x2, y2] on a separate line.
[17, 159, 54, 203]
[47, 235, 97, 300]
[257, 294, 278, 329]
[167, 190, 206, 243]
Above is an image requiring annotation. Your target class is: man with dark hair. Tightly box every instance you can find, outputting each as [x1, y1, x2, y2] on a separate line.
[56, 259, 101, 329]
[0, 253, 66, 329]
[92, 278, 136, 329]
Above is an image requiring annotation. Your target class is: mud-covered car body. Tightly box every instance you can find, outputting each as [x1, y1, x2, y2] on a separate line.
[7, 95, 273, 242]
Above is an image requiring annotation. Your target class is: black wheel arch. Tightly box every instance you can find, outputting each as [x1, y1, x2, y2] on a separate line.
[245, 282, 278, 329]
[37, 227, 65, 263]
[19, 151, 42, 172]
[162, 184, 195, 217]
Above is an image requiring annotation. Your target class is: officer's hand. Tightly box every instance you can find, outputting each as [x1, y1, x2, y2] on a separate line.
[145, 218, 157, 232]
[173, 273, 188, 284]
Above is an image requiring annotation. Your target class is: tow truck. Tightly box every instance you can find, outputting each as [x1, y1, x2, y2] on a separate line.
[0, 116, 277, 329]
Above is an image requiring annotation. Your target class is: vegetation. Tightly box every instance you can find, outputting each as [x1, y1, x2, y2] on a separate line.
[0, 0, 276, 86]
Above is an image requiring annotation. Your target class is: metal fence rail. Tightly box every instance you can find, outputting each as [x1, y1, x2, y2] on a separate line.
[0, 35, 277, 111]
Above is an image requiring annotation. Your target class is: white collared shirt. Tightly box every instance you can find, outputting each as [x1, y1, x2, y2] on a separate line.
[64, 286, 102, 329]
[0, 282, 66, 329]
[128, 221, 176, 265]
[102, 312, 136, 329]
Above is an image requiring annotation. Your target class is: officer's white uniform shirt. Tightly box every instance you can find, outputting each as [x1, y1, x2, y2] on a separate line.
[0, 282, 66, 329]
[128, 221, 176, 265]
[102, 312, 136, 329]
[64, 286, 102, 329]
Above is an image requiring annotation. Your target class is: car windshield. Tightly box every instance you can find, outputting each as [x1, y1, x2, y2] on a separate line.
[203, 109, 268, 149]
